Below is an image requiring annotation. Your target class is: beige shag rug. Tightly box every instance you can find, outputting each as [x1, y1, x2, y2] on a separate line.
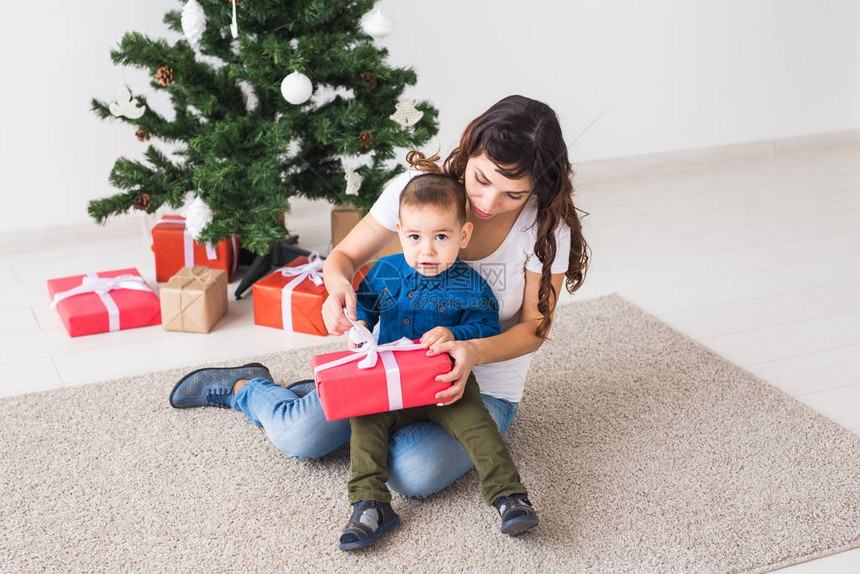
[1, 295, 858, 573]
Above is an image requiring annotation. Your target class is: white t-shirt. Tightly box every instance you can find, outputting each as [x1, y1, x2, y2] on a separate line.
[369, 169, 571, 402]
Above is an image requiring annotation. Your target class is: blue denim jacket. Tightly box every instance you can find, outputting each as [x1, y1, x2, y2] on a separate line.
[355, 254, 501, 344]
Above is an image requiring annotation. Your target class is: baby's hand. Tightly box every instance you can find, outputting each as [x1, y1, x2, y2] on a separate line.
[347, 321, 369, 350]
[420, 327, 454, 348]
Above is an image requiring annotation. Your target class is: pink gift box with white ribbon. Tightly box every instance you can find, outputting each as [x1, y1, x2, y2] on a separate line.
[311, 320, 453, 421]
[47, 268, 161, 337]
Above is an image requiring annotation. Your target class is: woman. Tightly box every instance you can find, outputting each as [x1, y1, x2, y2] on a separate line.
[169, 95, 589, 499]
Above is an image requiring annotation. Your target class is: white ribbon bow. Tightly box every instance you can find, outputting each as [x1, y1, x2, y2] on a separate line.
[312, 309, 425, 410]
[50, 274, 154, 332]
[343, 311, 419, 369]
[50, 274, 153, 309]
[278, 251, 325, 285]
[278, 251, 325, 330]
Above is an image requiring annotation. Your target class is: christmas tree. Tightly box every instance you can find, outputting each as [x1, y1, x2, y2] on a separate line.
[90, 1, 438, 256]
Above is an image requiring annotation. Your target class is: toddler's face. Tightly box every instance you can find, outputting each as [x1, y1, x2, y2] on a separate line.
[396, 204, 472, 277]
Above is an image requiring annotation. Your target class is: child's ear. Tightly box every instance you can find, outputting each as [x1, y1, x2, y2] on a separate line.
[460, 221, 473, 248]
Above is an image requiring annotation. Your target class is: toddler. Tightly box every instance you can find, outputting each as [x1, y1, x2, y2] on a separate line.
[339, 173, 538, 551]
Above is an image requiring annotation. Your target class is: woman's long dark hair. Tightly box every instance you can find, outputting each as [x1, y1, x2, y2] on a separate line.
[408, 95, 589, 340]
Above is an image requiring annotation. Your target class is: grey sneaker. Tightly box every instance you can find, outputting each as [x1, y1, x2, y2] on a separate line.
[169, 363, 272, 409]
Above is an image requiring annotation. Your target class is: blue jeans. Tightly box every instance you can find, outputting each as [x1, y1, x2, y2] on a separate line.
[231, 377, 519, 499]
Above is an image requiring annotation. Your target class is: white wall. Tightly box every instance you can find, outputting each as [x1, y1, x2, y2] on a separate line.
[2, 0, 178, 233]
[2, 1, 858, 233]
[378, 0, 860, 159]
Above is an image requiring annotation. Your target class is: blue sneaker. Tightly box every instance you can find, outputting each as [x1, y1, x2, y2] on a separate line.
[494, 494, 539, 536]
[169, 362, 272, 409]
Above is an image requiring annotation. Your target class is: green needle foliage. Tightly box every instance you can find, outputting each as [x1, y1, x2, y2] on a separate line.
[90, 0, 438, 255]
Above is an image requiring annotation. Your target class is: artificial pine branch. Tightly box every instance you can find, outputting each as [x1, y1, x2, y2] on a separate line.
[90, 0, 438, 255]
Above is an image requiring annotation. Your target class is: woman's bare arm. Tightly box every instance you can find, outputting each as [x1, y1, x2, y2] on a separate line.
[467, 270, 564, 365]
[322, 213, 397, 335]
[428, 270, 565, 403]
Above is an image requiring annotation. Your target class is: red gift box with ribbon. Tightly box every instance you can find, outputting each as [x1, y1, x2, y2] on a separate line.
[151, 215, 239, 282]
[47, 268, 161, 337]
[252, 253, 367, 336]
[311, 337, 455, 421]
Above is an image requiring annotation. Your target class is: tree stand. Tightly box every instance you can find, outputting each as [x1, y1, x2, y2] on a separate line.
[233, 236, 314, 299]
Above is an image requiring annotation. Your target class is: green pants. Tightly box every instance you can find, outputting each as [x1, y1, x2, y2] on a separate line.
[348, 373, 527, 506]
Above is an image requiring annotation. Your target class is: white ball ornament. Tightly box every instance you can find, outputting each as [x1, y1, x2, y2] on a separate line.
[181, 0, 206, 47]
[361, 8, 394, 41]
[280, 72, 314, 105]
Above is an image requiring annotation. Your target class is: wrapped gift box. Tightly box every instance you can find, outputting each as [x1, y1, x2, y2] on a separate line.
[47, 268, 161, 337]
[331, 204, 402, 259]
[151, 215, 239, 282]
[311, 342, 454, 421]
[253, 254, 367, 336]
[160, 267, 228, 333]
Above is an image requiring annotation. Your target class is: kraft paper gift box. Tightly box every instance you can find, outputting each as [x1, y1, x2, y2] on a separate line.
[252, 253, 368, 336]
[47, 268, 161, 337]
[151, 215, 240, 282]
[160, 267, 228, 333]
[311, 339, 454, 421]
[331, 204, 402, 259]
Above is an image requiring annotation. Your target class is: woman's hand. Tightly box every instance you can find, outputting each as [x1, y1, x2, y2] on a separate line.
[426, 339, 478, 406]
[322, 279, 357, 336]
[420, 327, 453, 348]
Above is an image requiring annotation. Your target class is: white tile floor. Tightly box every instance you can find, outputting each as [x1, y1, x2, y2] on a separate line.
[2, 144, 858, 572]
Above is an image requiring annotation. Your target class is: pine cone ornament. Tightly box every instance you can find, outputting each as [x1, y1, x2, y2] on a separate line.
[359, 73, 378, 90]
[358, 130, 373, 149]
[135, 128, 150, 142]
[155, 66, 174, 87]
[133, 193, 151, 212]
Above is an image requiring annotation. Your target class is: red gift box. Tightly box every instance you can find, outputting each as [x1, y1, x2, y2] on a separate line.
[151, 215, 239, 282]
[253, 254, 367, 336]
[47, 268, 161, 337]
[311, 340, 454, 421]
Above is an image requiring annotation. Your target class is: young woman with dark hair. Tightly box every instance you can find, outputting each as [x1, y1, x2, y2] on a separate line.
[170, 94, 589, 507]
